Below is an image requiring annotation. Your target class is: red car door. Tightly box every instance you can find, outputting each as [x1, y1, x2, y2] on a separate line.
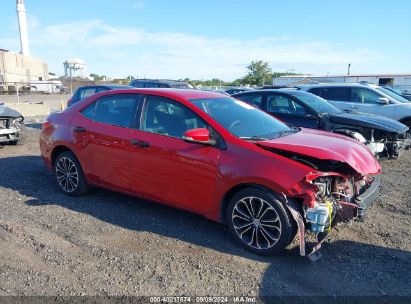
[71, 94, 140, 192]
[129, 94, 221, 214]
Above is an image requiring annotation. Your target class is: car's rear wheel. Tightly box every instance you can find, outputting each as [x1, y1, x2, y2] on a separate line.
[226, 187, 296, 255]
[54, 151, 89, 196]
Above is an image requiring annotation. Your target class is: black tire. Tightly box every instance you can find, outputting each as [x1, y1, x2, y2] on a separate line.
[54, 151, 89, 196]
[226, 187, 297, 255]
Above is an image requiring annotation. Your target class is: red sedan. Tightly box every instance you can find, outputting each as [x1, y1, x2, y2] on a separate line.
[40, 89, 381, 257]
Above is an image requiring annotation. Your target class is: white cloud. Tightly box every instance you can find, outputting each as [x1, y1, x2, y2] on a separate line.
[26, 19, 381, 80]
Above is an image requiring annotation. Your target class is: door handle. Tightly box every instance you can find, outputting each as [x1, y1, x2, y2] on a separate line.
[130, 139, 150, 148]
[73, 126, 87, 133]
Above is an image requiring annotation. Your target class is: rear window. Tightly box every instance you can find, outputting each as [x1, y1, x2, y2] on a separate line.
[236, 93, 263, 108]
[130, 81, 145, 88]
[316, 87, 351, 101]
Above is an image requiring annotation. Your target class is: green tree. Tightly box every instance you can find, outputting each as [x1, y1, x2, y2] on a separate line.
[90, 73, 104, 81]
[243, 60, 273, 86]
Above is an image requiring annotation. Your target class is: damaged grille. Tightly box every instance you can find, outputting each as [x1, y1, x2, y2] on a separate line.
[0, 119, 9, 129]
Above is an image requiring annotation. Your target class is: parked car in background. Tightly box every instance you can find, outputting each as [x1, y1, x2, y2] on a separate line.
[225, 88, 253, 95]
[40, 89, 381, 258]
[0, 103, 24, 145]
[129, 79, 195, 89]
[67, 84, 134, 107]
[298, 83, 411, 130]
[233, 90, 410, 158]
[383, 86, 411, 101]
[258, 85, 287, 90]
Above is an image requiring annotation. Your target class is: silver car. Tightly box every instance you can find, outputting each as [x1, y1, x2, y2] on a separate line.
[298, 83, 411, 129]
[0, 103, 24, 144]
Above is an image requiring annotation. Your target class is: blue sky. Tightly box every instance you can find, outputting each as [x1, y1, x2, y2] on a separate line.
[1, 0, 410, 80]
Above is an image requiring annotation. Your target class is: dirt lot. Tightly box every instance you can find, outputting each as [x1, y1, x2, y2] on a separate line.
[1, 93, 68, 112]
[0, 125, 410, 297]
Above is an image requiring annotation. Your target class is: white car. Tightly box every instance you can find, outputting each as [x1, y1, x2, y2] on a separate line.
[298, 83, 411, 129]
[0, 103, 24, 144]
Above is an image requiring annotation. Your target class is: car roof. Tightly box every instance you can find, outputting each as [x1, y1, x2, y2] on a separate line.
[298, 82, 377, 88]
[131, 79, 190, 85]
[104, 84, 134, 89]
[233, 88, 299, 95]
[76, 84, 133, 90]
[96, 88, 228, 100]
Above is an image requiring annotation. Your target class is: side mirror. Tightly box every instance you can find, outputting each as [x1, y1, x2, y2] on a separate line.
[183, 128, 216, 146]
[377, 97, 390, 105]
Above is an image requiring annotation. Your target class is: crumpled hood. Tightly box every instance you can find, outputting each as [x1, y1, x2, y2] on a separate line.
[330, 112, 408, 134]
[0, 103, 23, 118]
[257, 128, 381, 175]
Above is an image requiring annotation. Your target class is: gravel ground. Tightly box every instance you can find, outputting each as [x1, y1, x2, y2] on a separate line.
[0, 125, 410, 297]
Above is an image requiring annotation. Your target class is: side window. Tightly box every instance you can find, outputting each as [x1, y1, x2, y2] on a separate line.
[79, 87, 98, 100]
[145, 83, 160, 88]
[158, 84, 169, 88]
[93, 94, 139, 128]
[80, 102, 96, 120]
[308, 87, 323, 97]
[351, 88, 381, 104]
[132, 81, 145, 88]
[95, 87, 108, 93]
[267, 95, 307, 115]
[236, 94, 263, 108]
[141, 95, 207, 138]
[320, 87, 351, 101]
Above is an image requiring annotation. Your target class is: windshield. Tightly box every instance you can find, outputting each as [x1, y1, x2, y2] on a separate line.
[291, 92, 342, 114]
[377, 87, 410, 103]
[190, 97, 296, 140]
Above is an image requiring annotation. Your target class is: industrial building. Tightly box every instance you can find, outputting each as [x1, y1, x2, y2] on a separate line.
[0, 50, 49, 83]
[0, 0, 49, 92]
[273, 74, 411, 92]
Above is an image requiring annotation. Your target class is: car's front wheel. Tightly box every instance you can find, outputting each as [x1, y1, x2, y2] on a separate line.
[226, 187, 296, 255]
[54, 151, 89, 196]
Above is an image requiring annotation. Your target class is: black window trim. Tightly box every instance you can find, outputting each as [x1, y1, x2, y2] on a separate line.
[309, 86, 351, 102]
[137, 94, 226, 149]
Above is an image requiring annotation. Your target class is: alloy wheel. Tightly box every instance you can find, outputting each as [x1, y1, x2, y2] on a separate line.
[231, 196, 282, 250]
[55, 157, 79, 193]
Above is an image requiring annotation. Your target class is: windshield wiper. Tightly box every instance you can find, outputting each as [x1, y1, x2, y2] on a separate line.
[270, 128, 300, 139]
[239, 136, 269, 141]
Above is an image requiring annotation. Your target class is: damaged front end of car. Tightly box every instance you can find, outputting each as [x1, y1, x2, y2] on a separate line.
[284, 168, 380, 260]
[257, 138, 381, 260]
[334, 128, 411, 159]
[0, 103, 24, 144]
[329, 112, 411, 159]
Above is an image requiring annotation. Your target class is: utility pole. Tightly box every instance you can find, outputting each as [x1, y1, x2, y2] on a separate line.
[347, 63, 351, 75]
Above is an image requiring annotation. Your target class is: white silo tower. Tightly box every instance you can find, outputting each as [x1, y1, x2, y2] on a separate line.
[16, 0, 30, 56]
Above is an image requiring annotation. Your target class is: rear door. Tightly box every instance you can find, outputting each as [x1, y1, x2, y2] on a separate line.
[71, 93, 141, 192]
[128, 94, 221, 213]
[348, 87, 396, 119]
[266, 93, 320, 128]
